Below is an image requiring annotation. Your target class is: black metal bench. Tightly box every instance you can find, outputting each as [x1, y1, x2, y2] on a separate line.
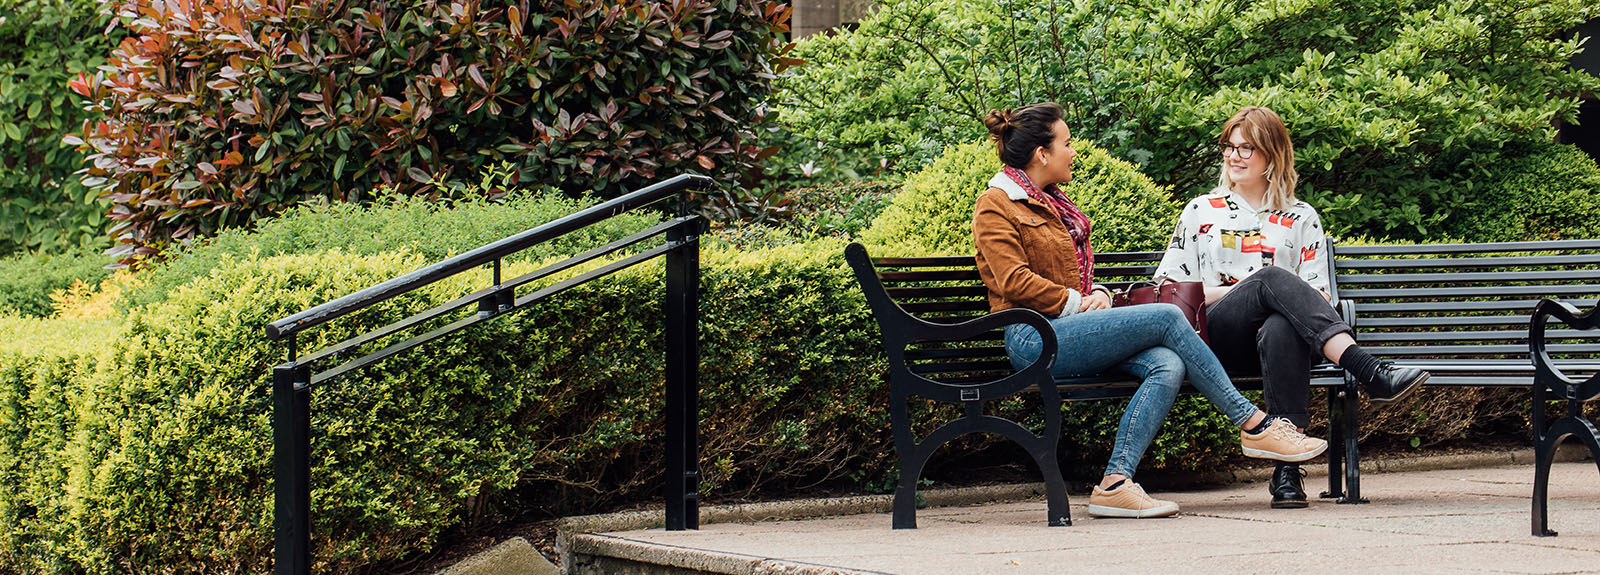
[1528, 300, 1600, 536]
[1329, 239, 1600, 502]
[846, 238, 1600, 528]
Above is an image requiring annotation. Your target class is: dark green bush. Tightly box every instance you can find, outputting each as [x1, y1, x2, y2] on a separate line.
[68, 0, 794, 264]
[0, 0, 122, 255]
[120, 190, 662, 310]
[780, 0, 1600, 239]
[1445, 142, 1600, 242]
[0, 245, 114, 316]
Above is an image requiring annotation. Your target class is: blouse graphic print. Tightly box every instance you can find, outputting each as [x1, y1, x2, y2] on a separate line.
[1154, 186, 1329, 293]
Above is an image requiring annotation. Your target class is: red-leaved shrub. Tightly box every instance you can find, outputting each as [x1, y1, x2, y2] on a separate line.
[69, 0, 795, 264]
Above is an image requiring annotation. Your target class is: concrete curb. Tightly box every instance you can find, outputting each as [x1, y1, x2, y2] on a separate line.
[543, 445, 1593, 573]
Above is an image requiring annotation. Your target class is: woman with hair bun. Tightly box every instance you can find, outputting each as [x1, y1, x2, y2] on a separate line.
[1154, 106, 1429, 510]
[974, 102, 1325, 519]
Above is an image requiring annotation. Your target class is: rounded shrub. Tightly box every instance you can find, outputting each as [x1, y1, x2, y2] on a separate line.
[68, 0, 794, 263]
[1445, 142, 1600, 242]
[860, 140, 1181, 255]
[0, 245, 115, 316]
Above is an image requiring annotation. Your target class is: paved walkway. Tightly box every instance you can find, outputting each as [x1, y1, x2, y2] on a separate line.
[574, 461, 1600, 574]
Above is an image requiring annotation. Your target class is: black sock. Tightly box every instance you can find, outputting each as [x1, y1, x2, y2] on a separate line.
[1339, 346, 1382, 383]
[1246, 417, 1274, 435]
[1276, 461, 1299, 471]
[1105, 478, 1127, 491]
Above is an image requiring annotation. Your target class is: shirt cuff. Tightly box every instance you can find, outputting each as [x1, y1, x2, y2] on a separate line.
[1057, 288, 1083, 319]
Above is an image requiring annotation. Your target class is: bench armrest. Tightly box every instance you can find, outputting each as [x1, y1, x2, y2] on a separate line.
[1531, 299, 1600, 402]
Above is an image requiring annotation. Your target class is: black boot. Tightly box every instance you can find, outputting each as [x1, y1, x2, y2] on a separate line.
[1269, 463, 1308, 509]
[1365, 361, 1429, 403]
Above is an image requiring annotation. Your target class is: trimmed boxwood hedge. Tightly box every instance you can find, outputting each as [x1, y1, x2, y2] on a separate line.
[0, 145, 1234, 573]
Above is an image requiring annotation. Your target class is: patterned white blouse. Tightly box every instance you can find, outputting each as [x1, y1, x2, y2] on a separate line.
[1153, 186, 1330, 293]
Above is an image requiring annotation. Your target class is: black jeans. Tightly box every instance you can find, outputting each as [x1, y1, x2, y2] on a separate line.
[1205, 266, 1351, 428]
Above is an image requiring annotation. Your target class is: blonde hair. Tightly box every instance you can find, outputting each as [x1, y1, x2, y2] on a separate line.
[1218, 106, 1298, 211]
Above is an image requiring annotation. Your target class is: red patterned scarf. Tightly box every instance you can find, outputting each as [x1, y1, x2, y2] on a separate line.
[1004, 166, 1095, 289]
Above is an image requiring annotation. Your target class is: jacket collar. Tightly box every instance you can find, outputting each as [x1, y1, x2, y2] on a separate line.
[989, 171, 1031, 201]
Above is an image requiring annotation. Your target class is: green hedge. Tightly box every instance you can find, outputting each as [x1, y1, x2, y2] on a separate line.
[120, 191, 661, 310]
[861, 140, 1181, 255]
[0, 245, 114, 316]
[1445, 142, 1600, 242]
[0, 147, 1254, 573]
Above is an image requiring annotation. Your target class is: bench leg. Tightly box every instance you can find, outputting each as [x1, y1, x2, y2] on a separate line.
[1532, 415, 1600, 537]
[1321, 386, 1345, 500]
[1338, 380, 1367, 504]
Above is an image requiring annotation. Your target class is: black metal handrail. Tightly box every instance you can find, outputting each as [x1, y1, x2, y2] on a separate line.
[264, 174, 712, 575]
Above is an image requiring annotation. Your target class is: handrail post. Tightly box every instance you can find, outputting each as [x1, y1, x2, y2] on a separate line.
[274, 352, 312, 575]
[664, 197, 701, 530]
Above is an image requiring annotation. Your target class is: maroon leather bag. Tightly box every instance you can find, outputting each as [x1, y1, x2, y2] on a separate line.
[1111, 281, 1209, 343]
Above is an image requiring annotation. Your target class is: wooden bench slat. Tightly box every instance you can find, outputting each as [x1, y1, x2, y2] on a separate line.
[1357, 315, 1532, 328]
[900, 301, 990, 314]
[878, 269, 983, 282]
[1335, 239, 1600, 255]
[1354, 299, 1599, 313]
[873, 256, 975, 267]
[886, 286, 990, 299]
[1335, 269, 1600, 285]
[904, 346, 1009, 360]
[1367, 343, 1600, 355]
[1356, 329, 1600, 343]
[1334, 253, 1600, 270]
[1341, 284, 1600, 299]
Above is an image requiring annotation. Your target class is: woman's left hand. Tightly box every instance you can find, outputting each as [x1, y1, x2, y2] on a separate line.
[1081, 291, 1113, 312]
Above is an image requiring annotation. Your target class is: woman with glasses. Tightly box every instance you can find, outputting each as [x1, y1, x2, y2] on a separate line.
[1153, 106, 1430, 509]
[975, 102, 1328, 519]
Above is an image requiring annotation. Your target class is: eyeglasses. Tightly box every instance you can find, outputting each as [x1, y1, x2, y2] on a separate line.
[1218, 142, 1257, 159]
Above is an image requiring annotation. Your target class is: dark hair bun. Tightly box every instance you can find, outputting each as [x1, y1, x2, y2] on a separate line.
[984, 103, 1065, 169]
[984, 109, 1015, 138]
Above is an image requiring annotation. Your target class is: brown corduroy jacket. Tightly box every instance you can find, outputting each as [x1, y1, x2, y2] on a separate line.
[972, 185, 1100, 317]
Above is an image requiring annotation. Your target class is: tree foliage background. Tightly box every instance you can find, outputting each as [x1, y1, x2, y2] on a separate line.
[779, 0, 1600, 238]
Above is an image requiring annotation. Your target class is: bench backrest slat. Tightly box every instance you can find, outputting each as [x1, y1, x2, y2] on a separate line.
[1334, 240, 1600, 368]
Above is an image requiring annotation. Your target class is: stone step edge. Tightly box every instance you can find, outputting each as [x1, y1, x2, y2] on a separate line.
[555, 446, 1593, 573]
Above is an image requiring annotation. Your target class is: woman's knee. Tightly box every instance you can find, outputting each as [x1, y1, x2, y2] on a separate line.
[1134, 346, 1185, 388]
[1255, 265, 1295, 282]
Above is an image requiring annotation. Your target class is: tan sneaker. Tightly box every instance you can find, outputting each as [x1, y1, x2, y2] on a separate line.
[1087, 482, 1179, 518]
[1241, 418, 1328, 462]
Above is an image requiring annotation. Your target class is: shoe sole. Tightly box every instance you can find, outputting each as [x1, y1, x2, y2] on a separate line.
[1242, 440, 1329, 462]
[1271, 499, 1309, 509]
[1370, 371, 1430, 404]
[1088, 503, 1179, 518]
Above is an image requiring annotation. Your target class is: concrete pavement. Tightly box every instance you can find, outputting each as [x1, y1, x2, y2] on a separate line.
[562, 460, 1600, 574]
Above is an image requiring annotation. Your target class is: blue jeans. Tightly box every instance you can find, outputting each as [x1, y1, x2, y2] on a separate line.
[1004, 303, 1258, 478]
